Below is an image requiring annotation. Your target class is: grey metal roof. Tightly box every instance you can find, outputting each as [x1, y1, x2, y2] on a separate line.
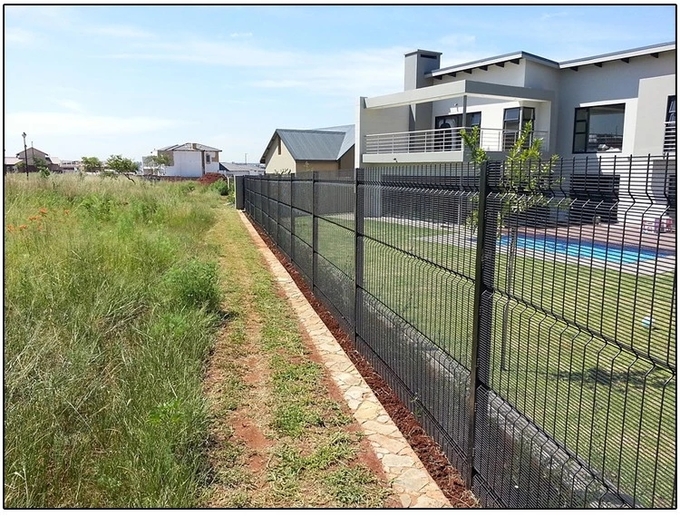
[278, 129, 346, 161]
[219, 162, 264, 173]
[428, 51, 559, 78]
[260, 125, 355, 164]
[427, 42, 676, 78]
[558, 41, 675, 68]
[315, 125, 355, 159]
[158, 142, 222, 152]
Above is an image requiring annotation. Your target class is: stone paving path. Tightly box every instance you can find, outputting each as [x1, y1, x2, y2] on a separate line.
[238, 211, 451, 508]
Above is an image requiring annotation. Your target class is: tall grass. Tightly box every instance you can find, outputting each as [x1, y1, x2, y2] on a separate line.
[4, 175, 225, 507]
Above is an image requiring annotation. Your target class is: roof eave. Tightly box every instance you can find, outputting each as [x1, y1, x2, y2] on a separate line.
[427, 51, 559, 78]
[559, 42, 675, 69]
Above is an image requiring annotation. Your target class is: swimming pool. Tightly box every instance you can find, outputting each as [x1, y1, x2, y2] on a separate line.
[499, 234, 672, 265]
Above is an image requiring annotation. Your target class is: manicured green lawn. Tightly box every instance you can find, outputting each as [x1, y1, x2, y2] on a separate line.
[281, 211, 675, 508]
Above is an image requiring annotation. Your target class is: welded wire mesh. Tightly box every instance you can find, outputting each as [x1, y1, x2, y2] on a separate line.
[242, 155, 676, 508]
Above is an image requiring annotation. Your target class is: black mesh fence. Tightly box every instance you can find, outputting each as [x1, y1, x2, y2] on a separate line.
[242, 155, 676, 508]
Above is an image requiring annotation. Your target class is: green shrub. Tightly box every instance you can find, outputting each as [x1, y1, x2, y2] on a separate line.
[162, 259, 222, 313]
[212, 179, 230, 196]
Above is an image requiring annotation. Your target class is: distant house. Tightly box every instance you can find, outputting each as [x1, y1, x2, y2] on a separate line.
[219, 162, 264, 176]
[150, 143, 222, 177]
[14, 147, 62, 173]
[4, 156, 21, 174]
[260, 125, 355, 174]
[59, 160, 82, 173]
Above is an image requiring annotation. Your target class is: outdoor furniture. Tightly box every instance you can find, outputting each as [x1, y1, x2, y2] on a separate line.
[642, 217, 674, 233]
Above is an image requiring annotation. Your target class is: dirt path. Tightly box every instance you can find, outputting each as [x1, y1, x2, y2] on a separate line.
[201, 208, 399, 508]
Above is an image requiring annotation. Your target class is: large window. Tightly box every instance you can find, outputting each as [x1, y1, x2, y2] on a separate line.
[434, 112, 481, 151]
[573, 104, 625, 153]
[503, 107, 534, 150]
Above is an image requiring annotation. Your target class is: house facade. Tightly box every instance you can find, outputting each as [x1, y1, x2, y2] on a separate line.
[358, 43, 675, 165]
[260, 125, 355, 174]
[357, 43, 676, 224]
[14, 146, 62, 172]
[152, 143, 221, 177]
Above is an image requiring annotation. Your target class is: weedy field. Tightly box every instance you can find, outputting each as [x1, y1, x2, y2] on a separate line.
[3, 174, 391, 508]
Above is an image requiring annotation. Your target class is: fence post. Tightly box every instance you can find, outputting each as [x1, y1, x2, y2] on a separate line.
[354, 168, 364, 341]
[290, 173, 294, 263]
[466, 160, 499, 488]
[312, 171, 318, 295]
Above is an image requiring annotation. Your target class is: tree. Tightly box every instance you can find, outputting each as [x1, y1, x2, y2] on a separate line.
[147, 153, 171, 175]
[104, 155, 139, 182]
[461, 122, 560, 371]
[34, 156, 50, 178]
[81, 156, 103, 174]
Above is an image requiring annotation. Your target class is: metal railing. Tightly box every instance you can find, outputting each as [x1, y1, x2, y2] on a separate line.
[365, 127, 549, 154]
[242, 155, 676, 508]
[664, 121, 676, 154]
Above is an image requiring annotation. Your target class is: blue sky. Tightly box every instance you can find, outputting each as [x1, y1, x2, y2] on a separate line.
[4, 4, 676, 164]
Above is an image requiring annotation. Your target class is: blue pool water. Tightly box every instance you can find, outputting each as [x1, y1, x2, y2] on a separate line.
[499, 234, 672, 265]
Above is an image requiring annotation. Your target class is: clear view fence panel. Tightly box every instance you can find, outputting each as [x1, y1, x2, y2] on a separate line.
[242, 155, 676, 508]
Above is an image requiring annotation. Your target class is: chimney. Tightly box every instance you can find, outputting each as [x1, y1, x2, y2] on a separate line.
[404, 49, 442, 91]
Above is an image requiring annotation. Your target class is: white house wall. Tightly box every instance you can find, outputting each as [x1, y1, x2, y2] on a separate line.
[357, 97, 410, 167]
[634, 74, 676, 155]
[555, 52, 676, 157]
[205, 151, 220, 174]
[165, 151, 202, 177]
[163, 149, 221, 177]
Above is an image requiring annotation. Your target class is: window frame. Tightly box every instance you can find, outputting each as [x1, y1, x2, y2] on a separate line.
[572, 103, 625, 154]
[503, 107, 535, 150]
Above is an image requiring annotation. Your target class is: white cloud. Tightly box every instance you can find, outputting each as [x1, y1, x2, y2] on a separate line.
[4, 27, 40, 45]
[6, 111, 182, 137]
[57, 100, 85, 113]
[84, 24, 155, 40]
[230, 32, 253, 39]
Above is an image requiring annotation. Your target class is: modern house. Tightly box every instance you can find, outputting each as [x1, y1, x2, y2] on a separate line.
[357, 42, 676, 224]
[260, 125, 355, 174]
[150, 143, 222, 177]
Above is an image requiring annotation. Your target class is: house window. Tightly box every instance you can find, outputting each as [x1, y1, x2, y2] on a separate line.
[503, 107, 534, 150]
[206, 154, 211, 164]
[664, 95, 676, 154]
[434, 112, 481, 151]
[277, 137, 282, 155]
[572, 104, 625, 153]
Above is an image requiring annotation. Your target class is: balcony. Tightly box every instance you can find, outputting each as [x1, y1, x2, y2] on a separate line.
[664, 121, 676, 154]
[364, 127, 549, 163]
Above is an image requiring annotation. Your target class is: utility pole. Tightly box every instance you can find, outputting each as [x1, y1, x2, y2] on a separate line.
[22, 132, 28, 178]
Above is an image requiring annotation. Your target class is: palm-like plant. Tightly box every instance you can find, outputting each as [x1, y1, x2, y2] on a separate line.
[461, 121, 560, 370]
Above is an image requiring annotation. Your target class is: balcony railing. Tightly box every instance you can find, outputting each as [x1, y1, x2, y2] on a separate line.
[664, 121, 676, 154]
[365, 127, 549, 155]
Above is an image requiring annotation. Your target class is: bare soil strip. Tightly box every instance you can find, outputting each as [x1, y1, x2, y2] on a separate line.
[201, 208, 398, 508]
